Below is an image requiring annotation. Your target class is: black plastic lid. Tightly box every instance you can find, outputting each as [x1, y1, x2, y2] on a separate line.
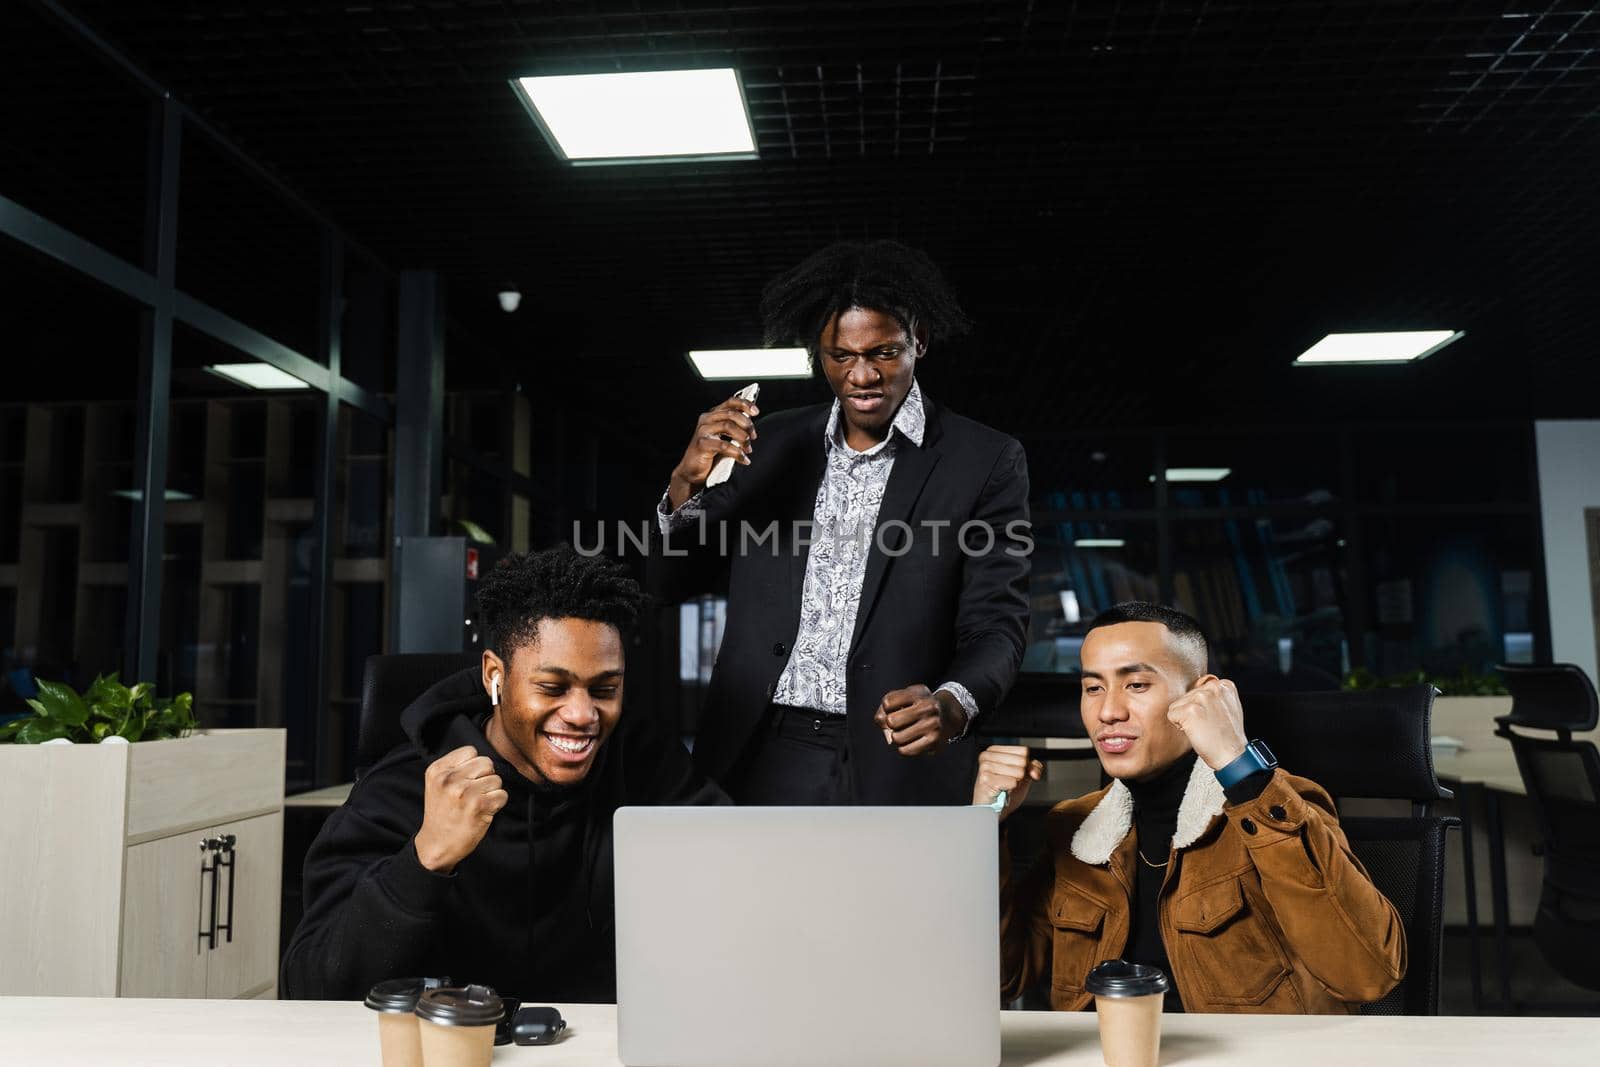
[1085, 960, 1170, 999]
[415, 984, 505, 1028]
[364, 976, 451, 1014]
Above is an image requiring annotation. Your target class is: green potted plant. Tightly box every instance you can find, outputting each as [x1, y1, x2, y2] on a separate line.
[1341, 666, 1509, 696]
[0, 674, 196, 744]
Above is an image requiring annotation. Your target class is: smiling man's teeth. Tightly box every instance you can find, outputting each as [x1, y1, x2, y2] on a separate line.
[546, 735, 594, 754]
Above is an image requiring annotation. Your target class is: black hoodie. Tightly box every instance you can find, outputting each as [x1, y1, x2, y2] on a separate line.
[280, 667, 728, 1001]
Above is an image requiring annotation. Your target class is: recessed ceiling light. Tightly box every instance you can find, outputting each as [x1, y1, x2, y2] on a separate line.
[511, 68, 758, 164]
[206, 363, 311, 390]
[111, 489, 195, 502]
[1149, 468, 1233, 483]
[1073, 538, 1127, 548]
[1058, 589, 1081, 624]
[687, 348, 812, 380]
[1293, 330, 1464, 366]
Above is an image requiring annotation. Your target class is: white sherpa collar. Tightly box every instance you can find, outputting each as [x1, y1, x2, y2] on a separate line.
[1069, 757, 1227, 866]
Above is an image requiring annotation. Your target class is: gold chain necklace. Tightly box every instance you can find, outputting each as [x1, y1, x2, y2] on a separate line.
[1137, 849, 1169, 869]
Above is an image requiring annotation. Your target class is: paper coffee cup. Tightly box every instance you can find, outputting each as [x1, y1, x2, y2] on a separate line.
[1085, 960, 1169, 1067]
[415, 984, 504, 1067]
[364, 977, 450, 1067]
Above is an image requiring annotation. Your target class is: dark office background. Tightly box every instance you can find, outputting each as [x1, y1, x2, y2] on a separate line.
[3, 1, 1597, 791]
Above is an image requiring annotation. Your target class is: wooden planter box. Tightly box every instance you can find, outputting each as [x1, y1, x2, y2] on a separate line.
[0, 729, 285, 999]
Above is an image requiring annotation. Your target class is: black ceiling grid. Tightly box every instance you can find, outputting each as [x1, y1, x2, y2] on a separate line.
[7, 0, 1598, 449]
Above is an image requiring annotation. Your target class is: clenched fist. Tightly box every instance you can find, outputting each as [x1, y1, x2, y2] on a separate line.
[667, 392, 760, 509]
[972, 745, 1044, 822]
[875, 685, 966, 756]
[413, 745, 510, 874]
[1165, 676, 1249, 772]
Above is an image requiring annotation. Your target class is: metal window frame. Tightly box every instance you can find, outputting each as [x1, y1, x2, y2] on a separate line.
[3, 2, 407, 787]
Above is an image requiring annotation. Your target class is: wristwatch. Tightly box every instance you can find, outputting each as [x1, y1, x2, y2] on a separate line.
[1215, 739, 1278, 788]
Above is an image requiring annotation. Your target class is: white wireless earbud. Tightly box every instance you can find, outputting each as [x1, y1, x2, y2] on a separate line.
[490, 677, 500, 705]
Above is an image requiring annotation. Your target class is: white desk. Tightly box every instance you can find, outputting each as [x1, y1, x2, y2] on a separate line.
[1428, 696, 1530, 796]
[0, 998, 1593, 1065]
[284, 783, 355, 809]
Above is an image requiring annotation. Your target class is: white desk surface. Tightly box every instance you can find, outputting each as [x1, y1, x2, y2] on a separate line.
[1423, 695, 1600, 798]
[284, 782, 355, 808]
[0, 998, 1594, 1066]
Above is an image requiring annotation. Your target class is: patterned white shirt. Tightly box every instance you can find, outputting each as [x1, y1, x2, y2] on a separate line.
[659, 379, 978, 727]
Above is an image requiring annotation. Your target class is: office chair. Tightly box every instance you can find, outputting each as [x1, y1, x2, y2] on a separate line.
[979, 671, 1089, 745]
[1494, 664, 1600, 996]
[1242, 684, 1456, 1016]
[355, 652, 480, 778]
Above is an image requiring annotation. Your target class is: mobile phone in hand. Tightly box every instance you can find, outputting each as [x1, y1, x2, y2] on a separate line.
[706, 382, 760, 488]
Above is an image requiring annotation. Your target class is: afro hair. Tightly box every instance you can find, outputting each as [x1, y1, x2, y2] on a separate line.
[759, 240, 971, 353]
[473, 544, 645, 659]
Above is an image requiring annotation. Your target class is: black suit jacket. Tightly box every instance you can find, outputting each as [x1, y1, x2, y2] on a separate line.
[652, 394, 1031, 804]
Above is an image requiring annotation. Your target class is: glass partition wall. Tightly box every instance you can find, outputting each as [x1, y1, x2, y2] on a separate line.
[1019, 426, 1546, 686]
[0, 7, 403, 790]
[1, 3, 580, 789]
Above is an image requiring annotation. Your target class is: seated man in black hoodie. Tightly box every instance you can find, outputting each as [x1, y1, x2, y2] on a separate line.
[281, 545, 727, 1002]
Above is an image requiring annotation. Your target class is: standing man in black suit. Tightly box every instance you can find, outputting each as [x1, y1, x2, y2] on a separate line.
[653, 241, 1031, 805]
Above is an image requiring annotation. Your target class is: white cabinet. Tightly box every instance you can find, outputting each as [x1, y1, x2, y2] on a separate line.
[118, 830, 211, 998]
[0, 730, 285, 998]
[203, 812, 284, 999]
[117, 812, 284, 999]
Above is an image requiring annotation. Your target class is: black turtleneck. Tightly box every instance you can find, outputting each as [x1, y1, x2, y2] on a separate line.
[1121, 752, 1275, 1012]
[1124, 751, 1197, 1012]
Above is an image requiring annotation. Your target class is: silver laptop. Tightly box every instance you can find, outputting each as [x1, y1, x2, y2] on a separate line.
[614, 806, 1000, 1067]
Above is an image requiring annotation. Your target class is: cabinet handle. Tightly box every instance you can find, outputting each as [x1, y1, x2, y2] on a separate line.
[197, 837, 221, 951]
[216, 834, 237, 945]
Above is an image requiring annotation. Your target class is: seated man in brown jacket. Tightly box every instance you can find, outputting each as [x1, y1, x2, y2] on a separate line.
[976, 602, 1405, 1013]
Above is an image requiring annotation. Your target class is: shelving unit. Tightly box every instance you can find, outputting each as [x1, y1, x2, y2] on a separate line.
[0, 397, 392, 789]
[1, 389, 550, 787]
[3, 402, 134, 685]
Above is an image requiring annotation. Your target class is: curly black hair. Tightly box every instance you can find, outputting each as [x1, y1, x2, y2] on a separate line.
[759, 240, 971, 352]
[473, 545, 644, 659]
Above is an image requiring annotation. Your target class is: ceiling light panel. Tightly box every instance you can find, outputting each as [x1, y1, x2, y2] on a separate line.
[512, 69, 758, 164]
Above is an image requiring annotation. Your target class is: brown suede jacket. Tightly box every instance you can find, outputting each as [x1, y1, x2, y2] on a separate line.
[1001, 762, 1406, 1013]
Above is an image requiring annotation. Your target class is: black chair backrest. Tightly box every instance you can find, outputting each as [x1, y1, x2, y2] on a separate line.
[1338, 817, 1451, 1016]
[1495, 663, 1600, 872]
[980, 672, 1087, 738]
[1504, 736, 1600, 868]
[356, 652, 480, 777]
[1240, 684, 1454, 1015]
[1241, 684, 1452, 803]
[1494, 664, 1600, 992]
[1496, 662, 1600, 735]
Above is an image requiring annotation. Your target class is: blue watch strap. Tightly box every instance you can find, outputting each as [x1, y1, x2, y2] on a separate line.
[1215, 739, 1276, 789]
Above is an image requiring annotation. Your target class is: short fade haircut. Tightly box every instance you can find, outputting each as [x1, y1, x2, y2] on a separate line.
[473, 545, 645, 660]
[759, 240, 971, 353]
[1086, 601, 1211, 679]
